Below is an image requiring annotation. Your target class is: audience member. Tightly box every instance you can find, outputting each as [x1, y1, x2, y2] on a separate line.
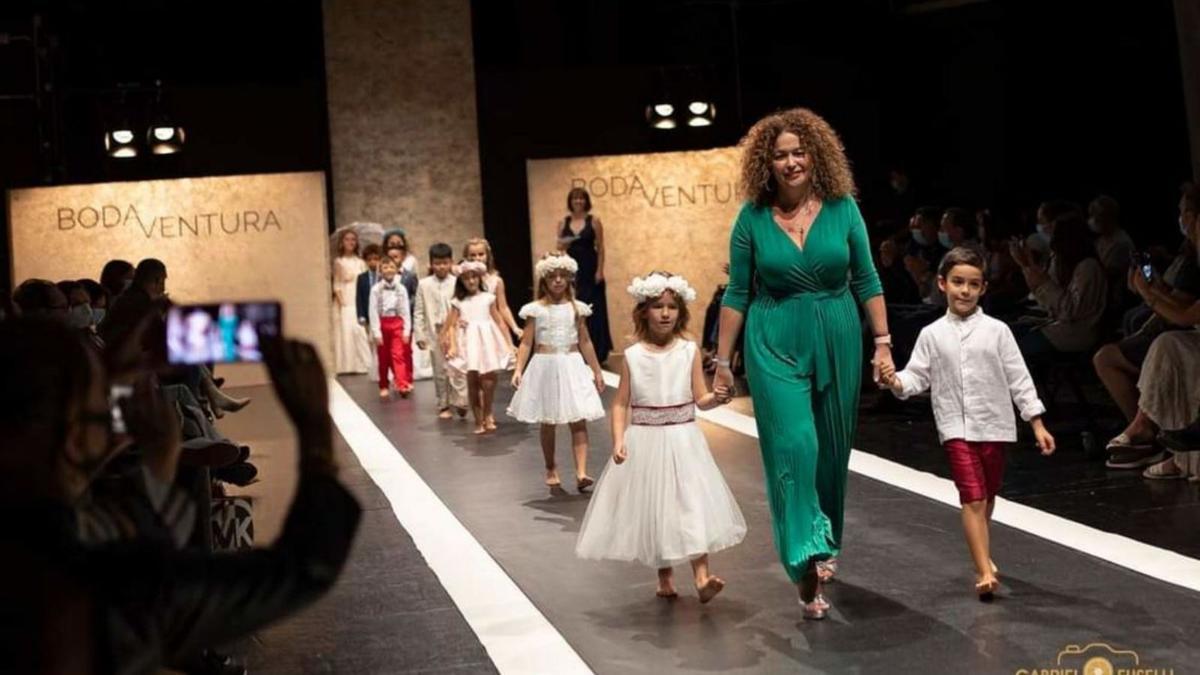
[1010, 214, 1109, 369]
[0, 318, 361, 673]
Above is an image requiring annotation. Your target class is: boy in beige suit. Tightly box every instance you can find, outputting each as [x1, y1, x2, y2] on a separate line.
[414, 243, 468, 418]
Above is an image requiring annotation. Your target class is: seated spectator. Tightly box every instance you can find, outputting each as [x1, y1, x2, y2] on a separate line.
[1010, 214, 1109, 368]
[56, 279, 98, 332]
[0, 317, 361, 673]
[902, 206, 947, 305]
[78, 278, 111, 327]
[1025, 199, 1080, 271]
[1088, 195, 1135, 279]
[939, 206, 985, 256]
[12, 278, 69, 321]
[99, 258, 135, 299]
[1108, 329, 1200, 481]
[878, 222, 921, 305]
[975, 207, 1029, 319]
[1095, 185, 1200, 467]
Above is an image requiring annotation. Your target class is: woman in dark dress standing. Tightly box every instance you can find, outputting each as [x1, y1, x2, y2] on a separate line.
[557, 187, 614, 363]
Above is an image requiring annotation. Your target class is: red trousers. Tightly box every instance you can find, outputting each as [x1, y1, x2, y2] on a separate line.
[378, 316, 412, 389]
[943, 439, 1007, 504]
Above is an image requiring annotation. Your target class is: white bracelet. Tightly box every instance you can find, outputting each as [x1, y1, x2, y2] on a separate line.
[873, 335, 892, 346]
[716, 358, 732, 368]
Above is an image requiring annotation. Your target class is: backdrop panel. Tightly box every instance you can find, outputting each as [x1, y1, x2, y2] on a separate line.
[7, 171, 332, 384]
[527, 147, 741, 351]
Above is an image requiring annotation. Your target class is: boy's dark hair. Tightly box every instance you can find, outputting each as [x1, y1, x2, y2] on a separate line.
[362, 243, 383, 259]
[937, 246, 988, 278]
[429, 243, 453, 261]
[377, 256, 398, 269]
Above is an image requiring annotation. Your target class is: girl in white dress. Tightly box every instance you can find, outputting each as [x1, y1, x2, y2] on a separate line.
[445, 261, 515, 434]
[462, 238, 523, 341]
[330, 227, 374, 374]
[508, 253, 606, 492]
[576, 272, 745, 603]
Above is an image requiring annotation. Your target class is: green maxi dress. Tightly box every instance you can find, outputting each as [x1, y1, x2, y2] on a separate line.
[722, 196, 883, 582]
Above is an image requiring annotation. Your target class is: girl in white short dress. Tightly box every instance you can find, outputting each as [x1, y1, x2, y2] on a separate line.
[508, 254, 606, 491]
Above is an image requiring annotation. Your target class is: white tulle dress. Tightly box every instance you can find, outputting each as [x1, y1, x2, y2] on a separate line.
[576, 339, 746, 568]
[447, 292, 514, 375]
[506, 300, 605, 425]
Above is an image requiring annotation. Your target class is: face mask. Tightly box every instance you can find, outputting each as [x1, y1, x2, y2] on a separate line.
[911, 230, 930, 247]
[1035, 223, 1051, 243]
[92, 308, 106, 326]
[120, 278, 133, 292]
[1181, 216, 1190, 237]
[68, 305, 94, 329]
[938, 231, 953, 249]
[1087, 217, 1102, 234]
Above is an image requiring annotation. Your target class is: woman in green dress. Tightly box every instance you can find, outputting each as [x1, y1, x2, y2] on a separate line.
[714, 108, 894, 620]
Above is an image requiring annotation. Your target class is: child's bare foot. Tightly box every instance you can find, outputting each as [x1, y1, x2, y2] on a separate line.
[378, 389, 390, 400]
[656, 568, 677, 598]
[473, 424, 488, 435]
[975, 574, 999, 602]
[697, 576, 725, 604]
[485, 416, 497, 431]
[545, 469, 562, 487]
[438, 408, 454, 419]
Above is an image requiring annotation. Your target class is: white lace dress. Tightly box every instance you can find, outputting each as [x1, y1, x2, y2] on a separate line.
[506, 301, 605, 424]
[331, 255, 373, 374]
[575, 339, 746, 568]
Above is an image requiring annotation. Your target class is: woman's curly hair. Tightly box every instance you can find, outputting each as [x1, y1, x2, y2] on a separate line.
[739, 108, 856, 206]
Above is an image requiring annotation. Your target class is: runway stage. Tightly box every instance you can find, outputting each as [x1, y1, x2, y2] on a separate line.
[218, 376, 1200, 674]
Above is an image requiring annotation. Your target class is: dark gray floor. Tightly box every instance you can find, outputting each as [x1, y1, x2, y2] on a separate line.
[342, 375, 1200, 675]
[216, 385, 497, 675]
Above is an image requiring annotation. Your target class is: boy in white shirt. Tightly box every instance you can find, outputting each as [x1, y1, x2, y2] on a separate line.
[369, 256, 412, 399]
[879, 246, 1055, 600]
[413, 243, 468, 418]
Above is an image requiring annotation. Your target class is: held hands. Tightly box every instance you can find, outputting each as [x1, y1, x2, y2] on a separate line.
[714, 363, 736, 397]
[612, 442, 627, 464]
[712, 384, 733, 405]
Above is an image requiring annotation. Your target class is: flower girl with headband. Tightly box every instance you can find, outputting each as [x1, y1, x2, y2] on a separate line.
[444, 260, 515, 434]
[508, 253, 606, 492]
[576, 271, 746, 602]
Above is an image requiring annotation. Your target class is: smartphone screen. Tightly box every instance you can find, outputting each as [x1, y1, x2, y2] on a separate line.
[166, 301, 282, 365]
[1142, 263, 1154, 281]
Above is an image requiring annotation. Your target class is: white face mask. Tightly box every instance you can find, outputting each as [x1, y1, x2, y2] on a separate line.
[1087, 217, 1102, 234]
[92, 308, 107, 326]
[68, 304, 94, 329]
[911, 230, 930, 247]
[938, 231, 953, 249]
[1181, 216, 1190, 238]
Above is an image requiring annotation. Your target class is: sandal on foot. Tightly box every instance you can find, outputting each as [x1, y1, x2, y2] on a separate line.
[816, 558, 838, 582]
[1143, 457, 1186, 480]
[576, 476, 594, 493]
[656, 589, 678, 599]
[1106, 431, 1154, 451]
[698, 577, 726, 604]
[975, 578, 998, 602]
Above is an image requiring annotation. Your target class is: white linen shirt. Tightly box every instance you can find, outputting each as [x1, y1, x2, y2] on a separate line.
[895, 308, 1046, 443]
[368, 277, 411, 341]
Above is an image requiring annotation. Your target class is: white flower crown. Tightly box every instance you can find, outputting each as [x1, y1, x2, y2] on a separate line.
[458, 260, 488, 275]
[534, 254, 578, 279]
[627, 272, 697, 304]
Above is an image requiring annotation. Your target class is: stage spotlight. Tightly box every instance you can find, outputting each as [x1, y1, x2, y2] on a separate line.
[687, 101, 716, 127]
[646, 103, 676, 129]
[148, 124, 186, 154]
[105, 128, 138, 158]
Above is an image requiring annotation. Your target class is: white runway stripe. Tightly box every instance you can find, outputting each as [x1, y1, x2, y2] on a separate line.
[601, 369, 1200, 594]
[328, 380, 594, 675]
